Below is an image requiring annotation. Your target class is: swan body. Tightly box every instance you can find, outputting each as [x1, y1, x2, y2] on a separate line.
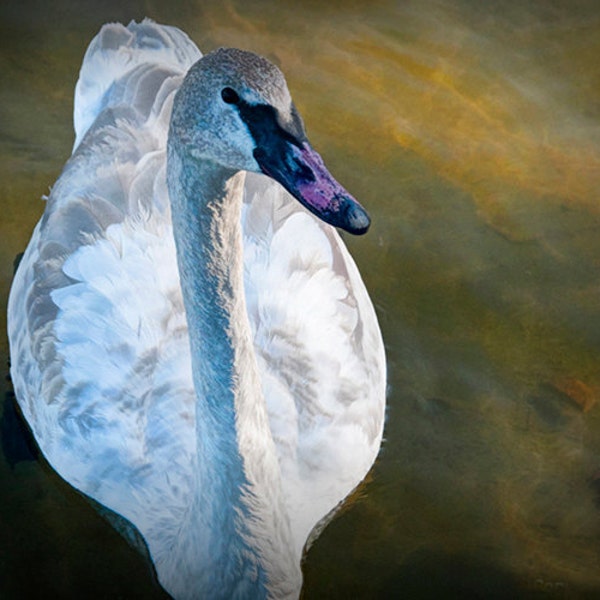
[8, 20, 386, 599]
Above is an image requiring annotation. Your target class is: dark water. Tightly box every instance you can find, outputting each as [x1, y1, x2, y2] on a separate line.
[1, 0, 600, 598]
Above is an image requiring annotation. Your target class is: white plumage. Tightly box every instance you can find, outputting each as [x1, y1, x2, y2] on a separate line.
[8, 20, 385, 599]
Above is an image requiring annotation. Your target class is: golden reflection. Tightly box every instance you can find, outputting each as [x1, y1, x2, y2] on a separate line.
[347, 27, 600, 238]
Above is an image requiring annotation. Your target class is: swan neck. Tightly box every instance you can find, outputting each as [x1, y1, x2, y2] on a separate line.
[165, 140, 300, 598]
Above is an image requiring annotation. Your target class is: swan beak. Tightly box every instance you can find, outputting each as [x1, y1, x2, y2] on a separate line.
[253, 141, 371, 235]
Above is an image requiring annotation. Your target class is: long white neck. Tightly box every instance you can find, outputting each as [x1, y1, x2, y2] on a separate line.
[165, 141, 301, 599]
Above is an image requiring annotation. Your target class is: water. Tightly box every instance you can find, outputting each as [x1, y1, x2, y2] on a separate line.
[1, 0, 600, 597]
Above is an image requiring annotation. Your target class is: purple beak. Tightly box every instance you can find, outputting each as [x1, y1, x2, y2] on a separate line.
[254, 141, 371, 235]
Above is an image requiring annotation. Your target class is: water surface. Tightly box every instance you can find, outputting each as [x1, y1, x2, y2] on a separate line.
[1, 0, 600, 597]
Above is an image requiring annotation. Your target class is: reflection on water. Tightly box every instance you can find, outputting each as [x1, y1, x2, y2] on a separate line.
[1, 0, 600, 597]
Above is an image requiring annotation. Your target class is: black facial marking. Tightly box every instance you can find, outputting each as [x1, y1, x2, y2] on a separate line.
[291, 156, 315, 183]
[235, 99, 307, 150]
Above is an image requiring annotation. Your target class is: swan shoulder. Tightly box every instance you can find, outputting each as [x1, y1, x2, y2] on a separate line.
[242, 173, 386, 546]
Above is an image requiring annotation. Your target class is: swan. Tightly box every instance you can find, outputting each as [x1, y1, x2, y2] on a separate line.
[7, 20, 385, 599]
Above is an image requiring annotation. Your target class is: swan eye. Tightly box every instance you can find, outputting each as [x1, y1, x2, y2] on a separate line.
[221, 87, 240, 105]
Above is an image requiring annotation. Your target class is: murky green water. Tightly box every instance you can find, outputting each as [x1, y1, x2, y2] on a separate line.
[1, 0, 600, 597]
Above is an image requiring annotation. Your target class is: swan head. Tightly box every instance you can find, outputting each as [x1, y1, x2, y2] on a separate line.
[170, 48, 370, 234]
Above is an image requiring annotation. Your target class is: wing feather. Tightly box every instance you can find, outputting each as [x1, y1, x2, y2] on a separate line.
[242, 174, 385, 547]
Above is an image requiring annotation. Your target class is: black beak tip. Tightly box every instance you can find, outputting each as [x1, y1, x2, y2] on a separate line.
[344, 201, 371, 235]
